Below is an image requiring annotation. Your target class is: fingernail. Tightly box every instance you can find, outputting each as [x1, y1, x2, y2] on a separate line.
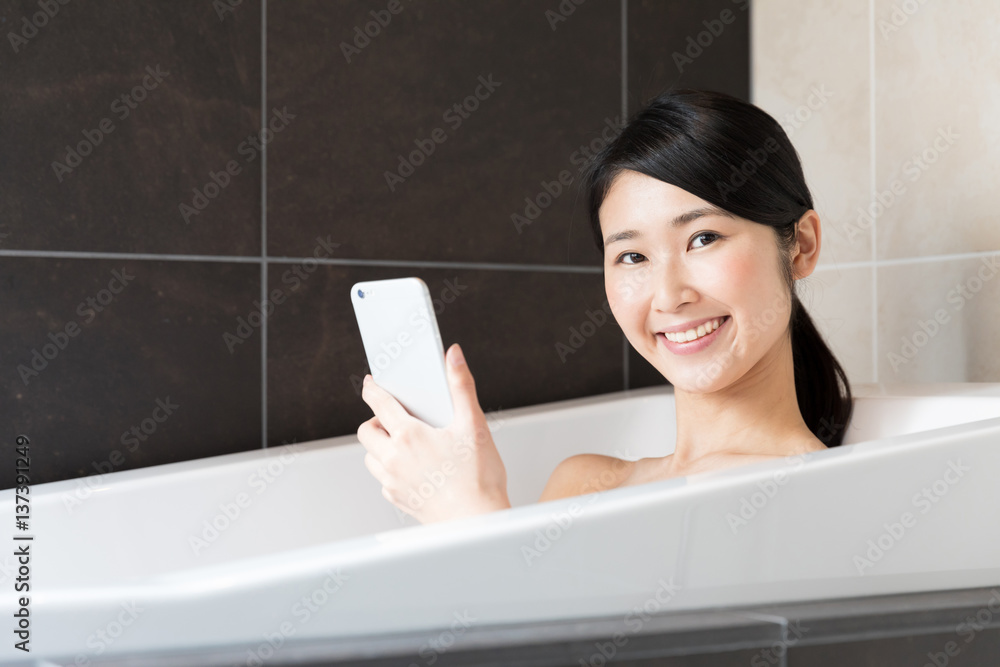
[449, 344, 465, 367]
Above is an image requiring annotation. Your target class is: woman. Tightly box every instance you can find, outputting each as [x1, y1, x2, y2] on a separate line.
[357, 89, 853, 524]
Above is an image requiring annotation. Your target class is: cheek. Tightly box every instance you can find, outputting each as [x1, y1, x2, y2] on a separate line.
[715, 252, 756, 291]
[606, 264, 655, 310]
[713, 250, 783, 310]
[724, 254, 792, 339]
[605, 272, 642, 330]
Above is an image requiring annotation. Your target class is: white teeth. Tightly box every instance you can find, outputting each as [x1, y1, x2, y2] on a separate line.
[663, 317, 725, 343]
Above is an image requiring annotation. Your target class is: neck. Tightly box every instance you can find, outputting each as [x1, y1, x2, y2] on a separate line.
[669, 332, 818, 467]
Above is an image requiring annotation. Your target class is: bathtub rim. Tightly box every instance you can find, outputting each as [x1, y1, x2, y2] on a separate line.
[3, 381, 999, 501]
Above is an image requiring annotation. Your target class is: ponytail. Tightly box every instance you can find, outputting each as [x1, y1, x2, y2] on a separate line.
[790, 294, 853, 447]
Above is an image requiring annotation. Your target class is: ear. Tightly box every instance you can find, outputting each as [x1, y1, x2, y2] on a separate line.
[791, 210, 822, 280]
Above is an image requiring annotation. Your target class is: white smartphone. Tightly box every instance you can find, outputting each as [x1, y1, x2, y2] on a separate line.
[351, 277, 454, 428]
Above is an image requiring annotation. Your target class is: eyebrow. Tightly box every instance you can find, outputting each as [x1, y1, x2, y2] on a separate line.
[603, 206, 735, 248]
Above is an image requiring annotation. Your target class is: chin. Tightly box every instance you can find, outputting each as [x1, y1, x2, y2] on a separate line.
[652, 350, 745, 394]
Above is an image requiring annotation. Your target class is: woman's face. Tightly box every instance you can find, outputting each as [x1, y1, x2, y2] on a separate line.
[600, 170, 793, 393]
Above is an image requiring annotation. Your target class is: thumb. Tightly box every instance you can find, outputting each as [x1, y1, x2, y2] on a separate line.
[445, 343, 483, 424]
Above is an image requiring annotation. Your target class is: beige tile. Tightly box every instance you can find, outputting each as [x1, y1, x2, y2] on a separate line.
[752, 0, 872, 267]
[875, 0, 1000, 260]
[798, 264, 875, 385]
[878, 254, 1000, 381]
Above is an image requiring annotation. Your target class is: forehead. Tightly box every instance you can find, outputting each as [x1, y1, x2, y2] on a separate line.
[600, 170, 710, 225]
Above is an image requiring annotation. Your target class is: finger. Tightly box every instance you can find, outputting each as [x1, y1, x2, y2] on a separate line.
[361, 374, 413, 434]
[445, 343, 484, 427]
[357, 416, 392, 460]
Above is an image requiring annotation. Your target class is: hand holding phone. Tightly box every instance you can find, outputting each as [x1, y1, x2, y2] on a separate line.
[352, 277, 512, 523]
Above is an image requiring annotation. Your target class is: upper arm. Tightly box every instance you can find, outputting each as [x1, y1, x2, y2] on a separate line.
[538, 454, 633, 503]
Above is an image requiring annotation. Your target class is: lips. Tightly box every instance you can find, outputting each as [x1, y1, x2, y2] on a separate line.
[656, 316, 730, 355]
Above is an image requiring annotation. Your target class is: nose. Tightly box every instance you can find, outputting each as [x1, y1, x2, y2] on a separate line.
[649, 260, 697, 313]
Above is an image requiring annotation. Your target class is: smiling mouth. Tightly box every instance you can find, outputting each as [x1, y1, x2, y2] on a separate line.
[660, 316, 729, 343]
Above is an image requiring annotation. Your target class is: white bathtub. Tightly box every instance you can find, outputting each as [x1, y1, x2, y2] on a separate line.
[2, 382, 999, 664]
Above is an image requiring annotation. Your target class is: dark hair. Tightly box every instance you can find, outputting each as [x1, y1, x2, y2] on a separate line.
[582, 88, 853, 447]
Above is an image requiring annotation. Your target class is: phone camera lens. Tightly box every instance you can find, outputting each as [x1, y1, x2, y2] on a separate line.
[357, 289, 365, 299]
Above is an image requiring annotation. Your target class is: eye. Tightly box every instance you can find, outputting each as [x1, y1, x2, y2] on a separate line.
[616, 252, 646, 265]
[690, 232, 721, 249]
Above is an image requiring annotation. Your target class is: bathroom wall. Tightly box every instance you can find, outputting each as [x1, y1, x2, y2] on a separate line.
[752, 0, 1000, 387]
[0, 0, 750, 488]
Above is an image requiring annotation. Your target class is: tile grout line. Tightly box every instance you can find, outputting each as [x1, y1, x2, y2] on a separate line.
[261, 0, 268, 449]
[869, 0, 879, 385]
[0, 249, 611, 273]
[2, 247, 993, 271]
[814, 248, 1000, 271]
[621, 0, 627, 123]
[621, 0, 629, 391]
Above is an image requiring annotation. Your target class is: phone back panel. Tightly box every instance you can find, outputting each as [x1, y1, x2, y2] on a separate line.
[351, 277, 454, 428]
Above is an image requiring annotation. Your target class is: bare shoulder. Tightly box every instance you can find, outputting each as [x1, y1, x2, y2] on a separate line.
[538, 453, 636, 503]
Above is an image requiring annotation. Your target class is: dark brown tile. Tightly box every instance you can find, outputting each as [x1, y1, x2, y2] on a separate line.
[0, 258, 261, 489]
[788, 628, 1000, 666]
[628, 0, 750, 112]
[267, 0, 620, 265]
[0, 0, 261, 254]
[266, 264, 622, 445]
